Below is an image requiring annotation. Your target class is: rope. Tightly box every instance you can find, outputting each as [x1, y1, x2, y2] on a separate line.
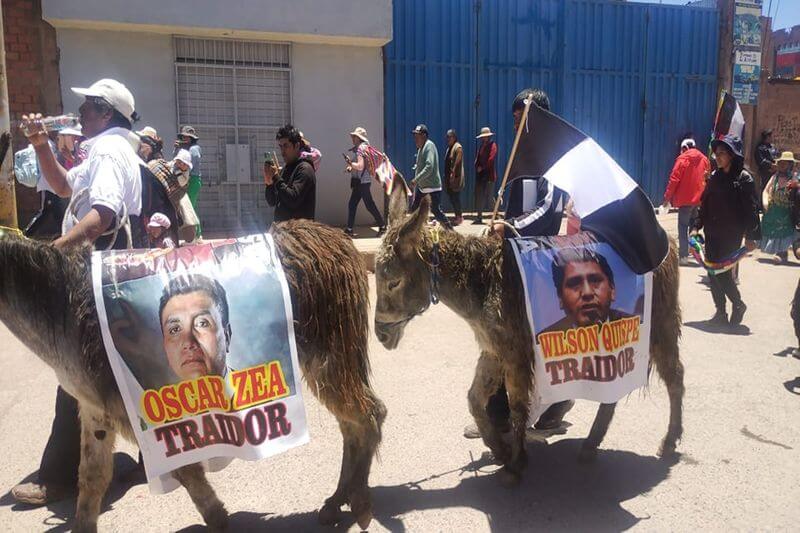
[429, 223, 442, 305]
[488, 92, 534, 230]
[689, 235, 748, 274]
[62, 188, 132, 251]
[0, 225, 23, 236]
[481, 219, 522, 239]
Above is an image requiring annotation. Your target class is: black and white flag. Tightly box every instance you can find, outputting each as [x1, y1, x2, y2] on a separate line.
[508, 104, 669, 274]
[713, 91, 745, 141]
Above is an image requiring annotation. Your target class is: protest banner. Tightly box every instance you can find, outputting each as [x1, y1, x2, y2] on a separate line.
[510, 235, 653, 416]
[91, 234, 308, 493]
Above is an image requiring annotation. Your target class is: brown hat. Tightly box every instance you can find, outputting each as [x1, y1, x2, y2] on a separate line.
[776, 151, 798, 164]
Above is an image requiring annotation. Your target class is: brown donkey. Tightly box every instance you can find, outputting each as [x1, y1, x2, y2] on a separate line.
[374, 180, 684, 483]
[0, 219, 385, 531]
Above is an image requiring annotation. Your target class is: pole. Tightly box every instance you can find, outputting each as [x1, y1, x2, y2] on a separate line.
[488, 92, 533, 228]
[0, 3, 18, 229]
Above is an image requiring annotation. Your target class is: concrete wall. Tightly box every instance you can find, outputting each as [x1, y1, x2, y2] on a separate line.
[293, 43, 385, 226]
[42, 0, 392, 46]
[55, 28, 177, 146]
[756, 80, 800, 155]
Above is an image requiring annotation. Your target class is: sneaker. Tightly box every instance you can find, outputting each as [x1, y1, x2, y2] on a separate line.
[709, 309, 728, 325]
[679, 257, 691, 266]
[471, 218, 483, 225]
[729, 302, 747, 325]
[344, 228, 354, 237]
[12, 482, 74, 506]
[534, 400, 575, 430]
[376, 226, 387, 237]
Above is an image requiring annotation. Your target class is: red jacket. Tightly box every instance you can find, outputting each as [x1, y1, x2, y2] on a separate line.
[475, 140, 497, 182]
[663, 148, 709, 207]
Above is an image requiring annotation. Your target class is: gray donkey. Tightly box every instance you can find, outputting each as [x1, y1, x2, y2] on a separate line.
[0, 219, 386, 532]
[374, 179, 684, 484]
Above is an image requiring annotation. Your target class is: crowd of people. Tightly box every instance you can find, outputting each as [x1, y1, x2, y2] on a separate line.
[662, 125, 799, 327]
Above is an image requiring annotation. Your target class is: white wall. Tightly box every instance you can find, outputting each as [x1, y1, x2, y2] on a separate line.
[292, 43, 386, 226]
[55, 29, 386, 228]
[43, 0, 392, 46]
[56, 29, 178, 146]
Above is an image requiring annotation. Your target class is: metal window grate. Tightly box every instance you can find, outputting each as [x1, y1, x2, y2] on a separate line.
[174, 37, 291, 233]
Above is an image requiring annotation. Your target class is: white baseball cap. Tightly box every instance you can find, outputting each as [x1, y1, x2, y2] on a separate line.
[680, 138, 696, 149]
[72, 78, 136, 122]
[174, 148, 193, 171]
[147, 212, 171, 229]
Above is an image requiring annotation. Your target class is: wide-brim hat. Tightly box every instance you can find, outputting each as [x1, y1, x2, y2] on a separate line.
[136, 126, 158, 139]
[173, 148, 193, 171]
[178, 125, 199, 139]
[711, 134, 744, 159]
[349, 126, 369, 143]
[776, 151, 798, 163]
[476, 127, 494, 139]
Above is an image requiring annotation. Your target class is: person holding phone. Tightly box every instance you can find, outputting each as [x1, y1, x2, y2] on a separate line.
[344, 127, 385, 237]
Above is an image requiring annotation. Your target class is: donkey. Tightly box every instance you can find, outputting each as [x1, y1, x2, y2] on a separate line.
[374, 180, 684, 483]
[0, 219, 385, 532]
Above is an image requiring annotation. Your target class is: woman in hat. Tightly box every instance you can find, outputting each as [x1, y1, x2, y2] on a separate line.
[174, 125, 202, 237]
[473, 126, 497, 224]
[344, 126, 386, 236]
[692, 134, 761, 326]
[760, 151, 799, 263]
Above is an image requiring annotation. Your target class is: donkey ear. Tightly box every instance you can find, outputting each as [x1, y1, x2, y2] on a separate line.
[388, 172, 410, 227]
[398, 194, 430, 250]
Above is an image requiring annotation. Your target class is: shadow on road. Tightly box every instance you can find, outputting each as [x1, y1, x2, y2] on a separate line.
[0, 453, 141, 532]
[784, 377, 800, 395]
[204, 438, 677, 532]
[684, 320, 751, 336]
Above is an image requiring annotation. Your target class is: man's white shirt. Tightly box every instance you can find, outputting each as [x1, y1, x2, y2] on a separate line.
[63, 127, 142, 234]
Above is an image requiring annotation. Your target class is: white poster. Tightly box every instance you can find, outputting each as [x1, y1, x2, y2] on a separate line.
[510, 236, 653, 407]
[91, 235, 309, 493]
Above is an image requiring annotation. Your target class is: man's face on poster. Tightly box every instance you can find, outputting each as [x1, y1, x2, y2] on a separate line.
[558, 260, 615, 326]
[160, 290, 229, 381]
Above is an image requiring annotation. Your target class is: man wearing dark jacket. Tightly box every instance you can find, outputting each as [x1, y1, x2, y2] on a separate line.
[264, 124, 316, 222]
[692, 134, 760, 326]
[754, 129, 778, 197]
[492, 89, 566, 238]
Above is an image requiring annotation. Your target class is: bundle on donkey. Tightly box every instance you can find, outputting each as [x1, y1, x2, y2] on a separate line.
[0, 219, 385, 532]
[374, 177, 684, 483]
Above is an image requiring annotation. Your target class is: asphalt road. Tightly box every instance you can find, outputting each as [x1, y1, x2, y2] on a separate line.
[0, 217, 798, 531]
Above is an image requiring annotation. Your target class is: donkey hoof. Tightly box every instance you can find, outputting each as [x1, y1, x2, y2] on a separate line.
[204, 503, 229, 532]
[578, 445, 598, 464]
[498, 466, 522, 488]
[350, 491, 373, 530]
[658, 439, 679, 460]
[318, 501, 342, 526]
[72, 521, 98, 533]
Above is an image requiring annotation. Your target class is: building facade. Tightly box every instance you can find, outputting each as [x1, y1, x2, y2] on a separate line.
[11, 0, 392, 233]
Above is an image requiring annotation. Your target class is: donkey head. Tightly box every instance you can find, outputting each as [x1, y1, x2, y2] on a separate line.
[374, 176, 434, 349]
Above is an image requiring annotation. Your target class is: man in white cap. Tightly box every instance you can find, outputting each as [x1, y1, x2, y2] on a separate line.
[662, 137, 710, 265]
[14, 78, 146, 505]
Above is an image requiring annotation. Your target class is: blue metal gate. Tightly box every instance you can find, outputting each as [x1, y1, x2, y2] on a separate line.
[384, 0, 719, 207]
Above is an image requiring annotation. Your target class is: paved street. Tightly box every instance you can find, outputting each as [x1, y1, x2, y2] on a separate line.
[0, 214, 799, 531]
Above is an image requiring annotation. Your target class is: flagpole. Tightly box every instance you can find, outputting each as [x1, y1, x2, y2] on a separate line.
[488, 93, 533, 231]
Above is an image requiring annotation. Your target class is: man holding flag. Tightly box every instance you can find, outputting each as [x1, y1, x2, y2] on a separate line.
[467, 86, 671, 441]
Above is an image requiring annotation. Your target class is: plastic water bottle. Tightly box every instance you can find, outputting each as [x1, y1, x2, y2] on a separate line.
[18, 114, 79, 137]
